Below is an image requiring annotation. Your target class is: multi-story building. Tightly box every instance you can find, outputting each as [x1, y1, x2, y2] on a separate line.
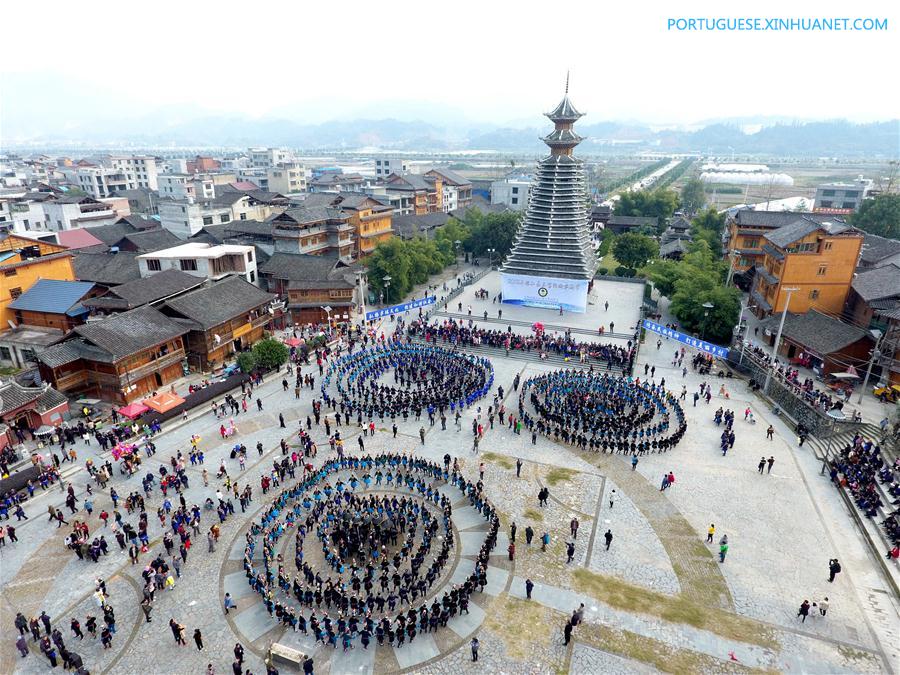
[749, 218, 863, 318]
[75, 165, 130, 198]
[305, 193, 393, 257]
[269, 205, 355, 259]
[259, 253, 360, 325]
[1, 233, 75, 326]
[491, 175, 532, 211]
[41, 195, 122, 232]
[160, 276, 275, 371]
[137, 242, 258, 285]
[426, 168, 473, 210]
[248, 148, 293, 168]
[186, 156, 221, 174]
[6, 279, 96, 330]
[813, 177, 872, 214]
[266, 163, 307, 195]
[236, 168, 269, 190]
[110, 156, 159, 190]
[857, 232, 900, 271]
[375, 157, 408, 179]
[158, 174, 216, 201]
[309, 173, 368, 194]
[158, 192, 281, 238]
[724, 210, 848, 286]
[37, 305, 190, 403]
[383, 174, 443, 215]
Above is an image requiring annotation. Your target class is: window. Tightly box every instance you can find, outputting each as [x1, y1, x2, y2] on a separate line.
[819, 200, 833, 208]
[844, 191, 859, 198]
[817, 265, 827, 276]
[220, 214, 229, 223]
[824, 241, 833, 250]
[146, 259, 162, 271]
[249, 270, 256, 283]
[809, 289, 820, 300]
[822, 189, 835, 197]
[511, 197, 518, 205]
[4, 269, 16, 277]
[841, 203, 856, 210]
[239, 213, 247, 220]
[9, 287, 22, 299]
[180, 259, 198, 271]
[247, 251, 254, 262]
[743, 237, 759, 249]
[0, 346, 10, 361]
[202, 216, 213, 225]
[512, 187, 519, 194]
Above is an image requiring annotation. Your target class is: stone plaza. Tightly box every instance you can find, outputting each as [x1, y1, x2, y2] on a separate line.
[1, 276, 898, 675]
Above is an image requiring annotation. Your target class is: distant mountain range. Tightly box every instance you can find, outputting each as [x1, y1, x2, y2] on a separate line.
[4, 115, 897, 157]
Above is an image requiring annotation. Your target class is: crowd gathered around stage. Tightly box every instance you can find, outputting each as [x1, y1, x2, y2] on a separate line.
[406, 318, 636, 373]
[243, 452, 499, 650]
[320, 343, 494, 418]
[518, 370, 687, 454]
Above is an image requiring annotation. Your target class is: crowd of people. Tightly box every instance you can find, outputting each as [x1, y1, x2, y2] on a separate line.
[518, 370, 687, 454]
[406, 318, 636, 373]
[829, 432, 900, 552]
[243, 452, 499, 650]
[320, 343, 494, 418]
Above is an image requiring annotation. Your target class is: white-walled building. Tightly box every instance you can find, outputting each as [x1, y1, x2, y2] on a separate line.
[41, 195, 121, 231]
[158, 174, 216, 201]
[248, 148, 293, 168]
[137, 242, 258, 285]
[110, 156, 159, 190]
[75, 166, 130, 198]
[491, 175, 533, 211]
[266, 163, 307, 195]
[158, 193, 278, 238]
[236, 168, 269, 190]
[374, 157, 408, 179]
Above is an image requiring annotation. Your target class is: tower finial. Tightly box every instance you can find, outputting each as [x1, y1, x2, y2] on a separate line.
[565, 71, 570, 94]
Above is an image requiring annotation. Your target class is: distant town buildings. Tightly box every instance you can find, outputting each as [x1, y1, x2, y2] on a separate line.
[491, 175, 532, 211]
[813, 177, 872, 214]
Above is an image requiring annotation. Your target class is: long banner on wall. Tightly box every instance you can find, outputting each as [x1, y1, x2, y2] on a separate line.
[642, 319, 730, 358]
[500, 273, 589, 313]
[365, 296, 436, 321]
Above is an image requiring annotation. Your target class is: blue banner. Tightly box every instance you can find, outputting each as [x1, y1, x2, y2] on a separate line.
[366, 296, 436, 321]
[642, 319, 729, 359]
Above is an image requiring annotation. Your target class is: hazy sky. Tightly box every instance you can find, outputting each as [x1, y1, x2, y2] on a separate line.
[2, 0, 898, 136]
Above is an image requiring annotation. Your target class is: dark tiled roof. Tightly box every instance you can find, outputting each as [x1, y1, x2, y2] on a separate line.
[758, 310, 870, 356]
[393, 213, 451, 237]
[259, 253, 345, 282]
[386, 174, 434, 191]
[753, 266, 778, 285]
[8, 279, 94, 315]
[270, 206, 347, 227]
[117, 215, 159, 230]
[114, 229, 182, 252]
[426, 168, 472, 187]
[86, 269, 205, 309]
[669, 216, 691, 230]
[608, 215, 658, 226]
[73, 306, 188, 360]
[851, 263, 900, 302]
[82, 221, 139, 246]
[749, 289, 772, 313]
[732, 210, 845, 229]
[761, 244, 784, 261]
[659, 239, 689, 257]
[0, 380, 68, 416]
[859, 233, 900, 265]
[72, 250, 142, 285]
[163, 276, 275, 330]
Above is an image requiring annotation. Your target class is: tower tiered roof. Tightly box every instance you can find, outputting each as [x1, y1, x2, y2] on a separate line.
[501, 85, 596, 280]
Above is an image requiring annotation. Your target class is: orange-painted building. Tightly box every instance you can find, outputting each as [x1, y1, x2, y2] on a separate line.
[750, 218, 863, 318]
[0, 233, 75, 326]
[384, 174, 443, 215]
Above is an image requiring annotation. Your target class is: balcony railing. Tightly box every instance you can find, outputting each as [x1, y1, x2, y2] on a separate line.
[122, 349, 185, 380]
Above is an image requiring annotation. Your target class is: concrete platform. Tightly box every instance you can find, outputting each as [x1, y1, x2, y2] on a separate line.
[393, 633, 439, 669]
[232, 602, 275, 642]
[447, 601, 486, 639]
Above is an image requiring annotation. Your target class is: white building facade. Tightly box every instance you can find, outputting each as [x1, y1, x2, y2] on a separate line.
[491, 176, 532, 211]
[137, 242, 258, 285]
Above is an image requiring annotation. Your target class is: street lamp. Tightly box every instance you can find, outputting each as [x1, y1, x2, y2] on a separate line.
[762, 287, 799, 393]
[700, 302, 714, 341]
[454, 240, 462, 270]
[486, 247, 496, 269]
[382, 275, 392, 305]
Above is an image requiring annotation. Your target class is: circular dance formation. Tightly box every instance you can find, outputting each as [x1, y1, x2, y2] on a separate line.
[242, 453, 500, 648]
[518, 370, 687, 454]
[321, 343, 494, 418]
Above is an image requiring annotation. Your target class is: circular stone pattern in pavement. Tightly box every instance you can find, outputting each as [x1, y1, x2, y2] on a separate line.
[241, 453, 500, 645]
[520, 370, 687, 453]
[321, 343, 494, 416]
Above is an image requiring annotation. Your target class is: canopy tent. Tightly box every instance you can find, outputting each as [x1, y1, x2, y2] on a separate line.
[34, 425, 56, 436]
[117, 402, 150, 419]
[143, 391, 185, 414]
[284, 337, 302, 348]
[830, 372, 860, 380]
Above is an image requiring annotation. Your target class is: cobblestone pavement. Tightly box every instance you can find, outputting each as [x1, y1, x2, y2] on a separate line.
[2, 282, 898, 674]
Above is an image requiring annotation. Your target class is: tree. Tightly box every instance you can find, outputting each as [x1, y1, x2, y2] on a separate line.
[251, 338, 289, 370]
[679, 178, 706, 216]
[692, 207, 725, 236]
[614, 188, 681, 233]
[466, 212, 521, 259]
[237, 351, 257, 373]
[612, 232, 659, 271]
[641, 258, 682, 297]
[851, 194, 900, 239]
[367, 238, 414, 299]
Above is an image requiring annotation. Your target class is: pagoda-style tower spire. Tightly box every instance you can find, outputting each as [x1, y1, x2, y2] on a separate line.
[500, 83, 597, 304]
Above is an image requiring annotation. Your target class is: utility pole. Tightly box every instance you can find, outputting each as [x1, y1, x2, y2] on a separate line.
[724, 250, 738, 288]
[762, 287, 799, 393]
[857, 331, 884, 404]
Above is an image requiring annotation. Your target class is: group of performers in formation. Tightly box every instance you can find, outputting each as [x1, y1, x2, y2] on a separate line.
[242, 453, 499, 650]
[518, 370, 687, 454]
[320, 343, 494, 418]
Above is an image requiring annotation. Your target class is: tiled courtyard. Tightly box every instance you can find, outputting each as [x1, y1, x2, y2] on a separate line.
[2, 279, 898, 675]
